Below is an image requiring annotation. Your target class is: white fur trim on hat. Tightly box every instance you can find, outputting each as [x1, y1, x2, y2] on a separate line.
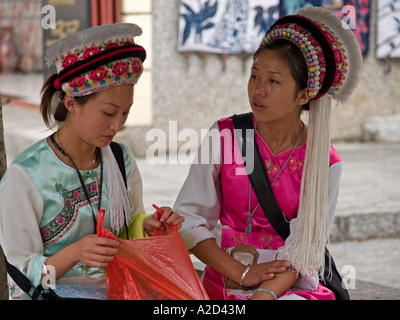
[296, 6, 363, 104]
[45, 23, 142, 67]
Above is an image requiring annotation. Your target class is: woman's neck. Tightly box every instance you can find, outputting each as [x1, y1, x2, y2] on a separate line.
[257, 119, 306, 155]
[52, 125, 98, 170]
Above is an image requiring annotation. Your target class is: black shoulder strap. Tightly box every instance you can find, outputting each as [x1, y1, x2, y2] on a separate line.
[232, 112, 290, 240]
[109, 141, 129, 238]
[4, 257, 38, 298]
[110, 141, 127, 188]
[232, 113, 350, 300]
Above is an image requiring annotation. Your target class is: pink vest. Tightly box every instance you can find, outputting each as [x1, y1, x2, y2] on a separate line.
[217, 115, 342, 250]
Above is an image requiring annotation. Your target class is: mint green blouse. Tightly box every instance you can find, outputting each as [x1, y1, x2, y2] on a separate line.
[0, 138, 147, 299]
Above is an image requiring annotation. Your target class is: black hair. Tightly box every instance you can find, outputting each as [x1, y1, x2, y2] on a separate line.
[40, 74, 97, 128]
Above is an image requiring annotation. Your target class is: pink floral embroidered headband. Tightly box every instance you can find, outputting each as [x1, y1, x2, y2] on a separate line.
[45, 23, 146, 97]
[259, 6, 362, 104]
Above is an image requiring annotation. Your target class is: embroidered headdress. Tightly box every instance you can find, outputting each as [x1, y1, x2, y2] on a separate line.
[258, 7, 363, 276]
[260, 6, 361, 104]
[45, 23, 146, 97]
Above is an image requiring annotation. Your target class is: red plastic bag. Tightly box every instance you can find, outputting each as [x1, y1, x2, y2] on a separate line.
[96, 209, 209, 300]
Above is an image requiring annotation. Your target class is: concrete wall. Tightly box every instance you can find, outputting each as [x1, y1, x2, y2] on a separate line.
[120, 0, 400, 157]
[1, 0, 399, 155]
[0, 0, 43, 72]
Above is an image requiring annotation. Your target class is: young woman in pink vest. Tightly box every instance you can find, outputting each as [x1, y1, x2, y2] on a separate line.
[174, 7, 362, 300]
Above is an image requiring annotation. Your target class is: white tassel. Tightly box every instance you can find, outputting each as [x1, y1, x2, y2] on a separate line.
[277, 95, 332, 276]
[101, 145, 131, 233]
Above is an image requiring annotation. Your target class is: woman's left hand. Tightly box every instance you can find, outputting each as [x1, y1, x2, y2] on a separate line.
[143, 206, 185, 236]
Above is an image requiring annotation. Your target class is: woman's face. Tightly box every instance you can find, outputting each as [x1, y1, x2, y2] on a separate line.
[248, 49, 308, 124]
[67, 84, 134, 147]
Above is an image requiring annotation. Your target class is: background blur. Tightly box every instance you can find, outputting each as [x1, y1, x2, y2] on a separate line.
[0, 0, 399, 156]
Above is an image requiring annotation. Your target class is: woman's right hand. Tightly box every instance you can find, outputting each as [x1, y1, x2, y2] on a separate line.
[74, 234, 120, 268]
[239, 260, 292, 288]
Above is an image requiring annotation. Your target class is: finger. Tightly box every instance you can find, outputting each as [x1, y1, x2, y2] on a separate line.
[274, 259, 291, 267]
[165, 212, 185, 225]
[85, 253, 116, 268]
[90, 243, 119, 257]
[259, 273, 275, 282]
[95, 236, 120, 248]
[259, 260, 291, 269]
[259, 265, 289, 275]
[159, 206, 172, 222]
[144, 216, 162, 233]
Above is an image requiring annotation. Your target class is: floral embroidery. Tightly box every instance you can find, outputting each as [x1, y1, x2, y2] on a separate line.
[232, 233, 246, 245]
[257, 131, 304, 179]
[112, 61, 129, 76]
[106, 42, 120, 49]
[288, 158, 304, 175]
[41, 172, 100, 246]
[258, 234, 274, 249]
[230, 232, 275, 249]
[265, 156, 304, 180]
[59, 38, 144, 97]
[89, 66, 108, 81]
[132, 60, 142, 74]
[79, 263, 92, 275]
[82, 46, 102, 59]
[62, 53, 79, 68]
[69, 75, 87, 88]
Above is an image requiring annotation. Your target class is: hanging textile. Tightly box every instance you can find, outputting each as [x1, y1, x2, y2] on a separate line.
[178, 0, 280, 54]
[377, 0, 400, 58]
[279, 0, 370, 55]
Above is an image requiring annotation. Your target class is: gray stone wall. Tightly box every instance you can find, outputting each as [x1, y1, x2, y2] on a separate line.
[121, 0, 400, 157]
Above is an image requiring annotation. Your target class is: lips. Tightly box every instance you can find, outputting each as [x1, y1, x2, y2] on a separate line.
[104, 135, 114, 141]
[251, 101, 265, 111]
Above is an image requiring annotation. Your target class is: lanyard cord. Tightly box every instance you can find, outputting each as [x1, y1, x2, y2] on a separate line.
[245, 122, 305, 237]
[50, 133, 103, 233]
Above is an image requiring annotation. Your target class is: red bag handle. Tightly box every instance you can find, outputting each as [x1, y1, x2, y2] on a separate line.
[97, 208, 106, 236]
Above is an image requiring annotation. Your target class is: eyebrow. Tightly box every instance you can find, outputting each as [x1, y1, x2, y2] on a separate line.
[268, 70, 283, 76]
[251, 65, 283, 77]
[104, 102, 120, 108]
[104, 102, 133, 109]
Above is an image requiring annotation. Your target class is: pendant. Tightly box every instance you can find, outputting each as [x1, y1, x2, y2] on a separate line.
[230, 244, 259, 266]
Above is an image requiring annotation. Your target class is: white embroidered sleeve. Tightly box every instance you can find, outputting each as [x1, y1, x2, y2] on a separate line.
[173, 121, 222, 250]
[0, 164, 47, 298]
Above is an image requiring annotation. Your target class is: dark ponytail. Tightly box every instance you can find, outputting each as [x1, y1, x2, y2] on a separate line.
[40, 73, 67, 129]
[40, 74, 97, 129]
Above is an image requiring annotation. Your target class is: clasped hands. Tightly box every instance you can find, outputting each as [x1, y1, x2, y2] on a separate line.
[230, 260, 293, 300]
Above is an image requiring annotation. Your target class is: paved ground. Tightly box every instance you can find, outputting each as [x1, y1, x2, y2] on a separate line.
[1, 73, 400, 298]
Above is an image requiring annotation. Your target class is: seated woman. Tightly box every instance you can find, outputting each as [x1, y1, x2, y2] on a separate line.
[0, 23, 183, 300]
[173, 6, 362, 300]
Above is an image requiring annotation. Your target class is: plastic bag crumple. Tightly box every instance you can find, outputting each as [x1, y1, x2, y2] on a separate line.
[96, 209, 209, 300]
